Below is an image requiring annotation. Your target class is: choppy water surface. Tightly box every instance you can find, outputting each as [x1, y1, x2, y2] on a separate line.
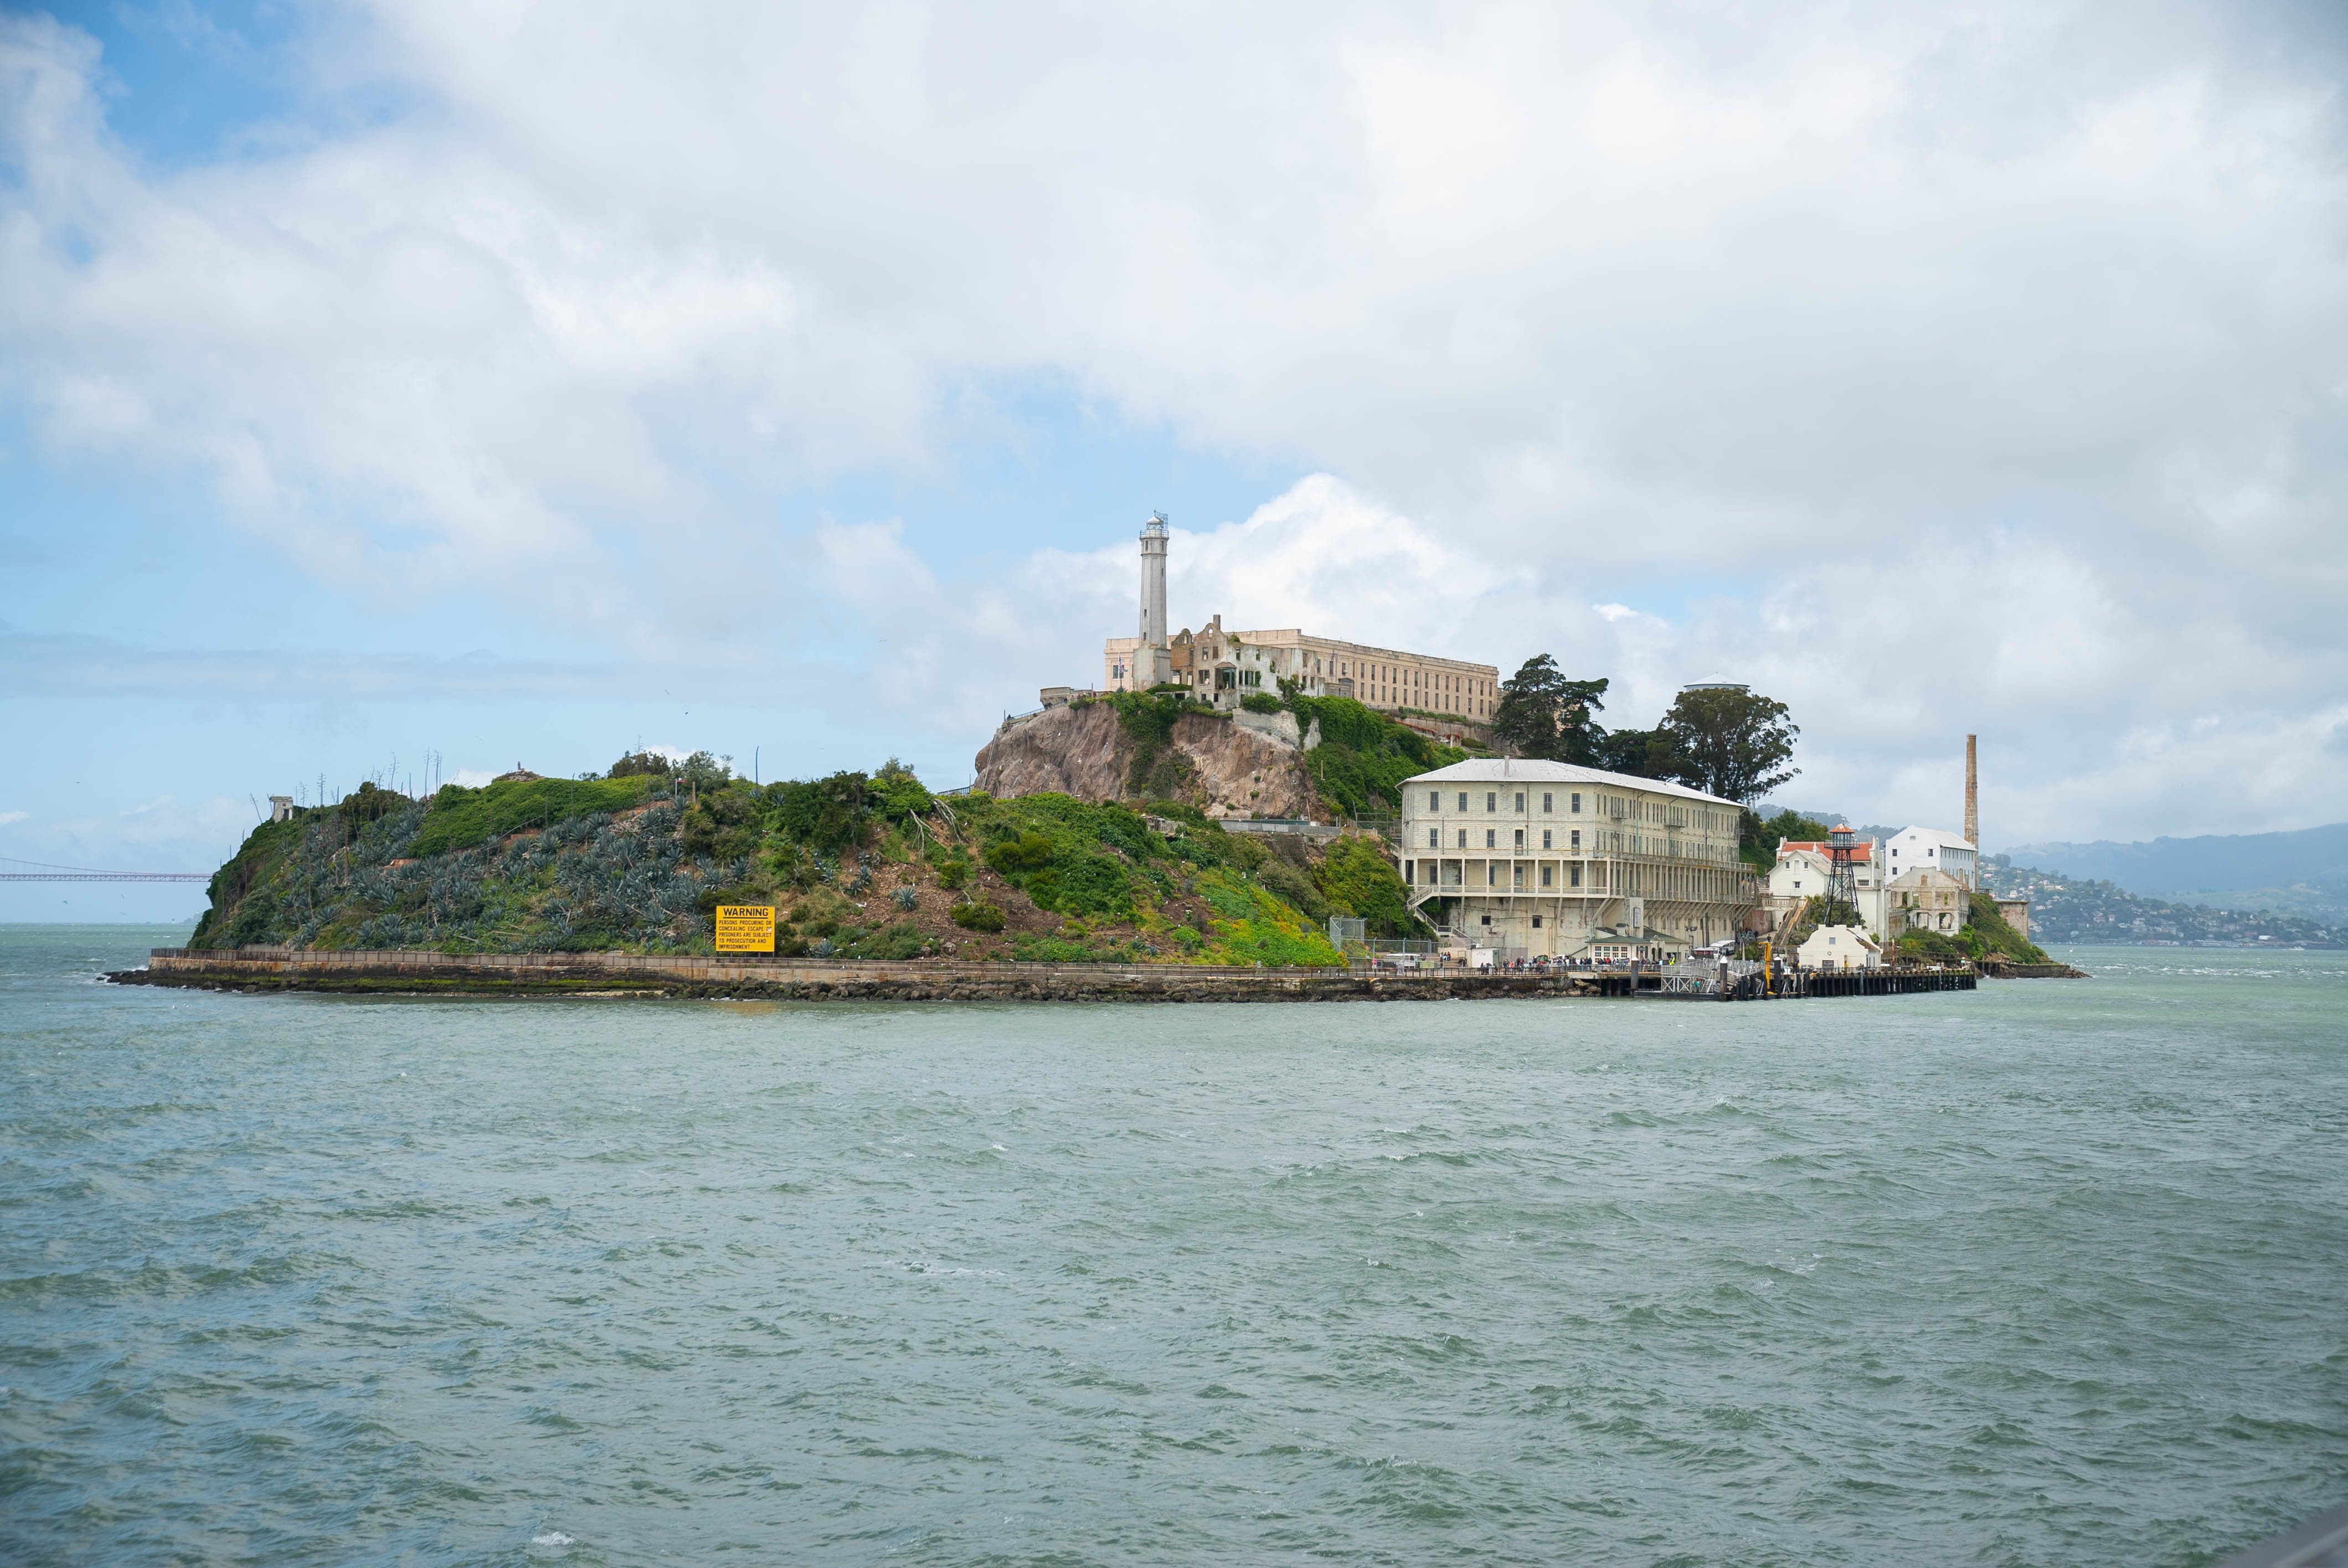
[3, 929, 2345, 1566]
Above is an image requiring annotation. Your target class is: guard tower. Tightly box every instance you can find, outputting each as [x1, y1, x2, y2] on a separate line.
[1822, 822, 1861, 926]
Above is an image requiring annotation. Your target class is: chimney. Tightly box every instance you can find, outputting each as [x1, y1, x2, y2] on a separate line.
[1965, 734, 1979, 849]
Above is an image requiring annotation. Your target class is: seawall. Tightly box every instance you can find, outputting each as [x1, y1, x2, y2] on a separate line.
[111, 946, 1616, 1002]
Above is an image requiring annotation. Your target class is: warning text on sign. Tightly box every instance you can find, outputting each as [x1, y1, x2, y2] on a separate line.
[713, 904, 777, 953]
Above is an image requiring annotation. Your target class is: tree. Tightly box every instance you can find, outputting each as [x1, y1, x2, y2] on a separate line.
[1741, 807, 1834, 869]
[1594, 725, 1683, 781]
[608, 749, 670, 780]
[1656, 688, 1799, 803]
[1491, 656, 1611, 762]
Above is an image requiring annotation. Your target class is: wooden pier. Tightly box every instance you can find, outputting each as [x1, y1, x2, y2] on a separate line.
[1618, 959, 1980, 999]
[1785, 964, 1976, 997]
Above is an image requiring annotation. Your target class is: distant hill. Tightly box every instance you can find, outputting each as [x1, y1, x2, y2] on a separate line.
[2002, 822, 2348, 928]
[1986, 862, 2347, 949]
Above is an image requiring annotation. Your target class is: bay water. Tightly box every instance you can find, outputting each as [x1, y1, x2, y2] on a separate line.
[3, 925, 2344, 1565]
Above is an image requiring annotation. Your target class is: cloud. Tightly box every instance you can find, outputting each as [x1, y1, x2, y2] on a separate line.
[995, 474, 2348, 842]
[811, 517, 1106, 737]
[3, 3, 2346, 838]
[0, 810, 28, 826]
[0, 626, 794, 704]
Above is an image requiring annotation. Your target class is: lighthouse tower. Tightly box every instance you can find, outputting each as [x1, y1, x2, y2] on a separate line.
[1137, 512, 1172, 687]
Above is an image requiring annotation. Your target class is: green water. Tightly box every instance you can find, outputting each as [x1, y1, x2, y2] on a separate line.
[3, 927, 2344, 1565]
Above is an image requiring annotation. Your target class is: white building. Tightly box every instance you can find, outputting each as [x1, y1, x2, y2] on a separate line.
[1888, 867, 1970, 934]
[1398, 759, 1762, 958]
[1767, 835, 1888, 938]
[1884, 826, 1978, 891]
[1798, 924, 1880, 971]
[1098, 517, 1497, 719]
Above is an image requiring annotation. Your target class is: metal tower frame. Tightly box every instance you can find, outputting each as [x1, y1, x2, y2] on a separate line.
[1821, 823, 1860, 927]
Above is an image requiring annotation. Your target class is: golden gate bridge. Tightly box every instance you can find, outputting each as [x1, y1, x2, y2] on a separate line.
[1, 856, 208, 884]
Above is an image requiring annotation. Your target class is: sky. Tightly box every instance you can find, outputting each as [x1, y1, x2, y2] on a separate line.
[5, 0, 2347, 921]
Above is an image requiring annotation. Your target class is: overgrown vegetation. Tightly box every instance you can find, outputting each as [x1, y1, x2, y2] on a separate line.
[190, 748, 1421, 963]
[1103, 690, 1203, 798]
[1285, 695, 1465, 818]
[1893, 894, 2053, 966]
[411, 775, 652, 857]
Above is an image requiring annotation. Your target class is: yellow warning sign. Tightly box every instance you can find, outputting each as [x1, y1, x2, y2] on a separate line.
[714, 904, 776, 953]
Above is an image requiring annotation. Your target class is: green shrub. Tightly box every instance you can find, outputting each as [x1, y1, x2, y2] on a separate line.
[840, 921, 930, 960]
[225, 888, 279, 948]
[1258, 855, 1328, 923]
[1190, 869, 1341, 967]
[951, 900, 1006, 932]
[1111, 689, 1206, 796]
[677, 750, 733, 791]
[339, 781, 411, 822]
[693, 881, 769, 916]
[1283, 697, 1463, 817]
[410, 775, 650, 857]
[985, 832, 1056, 874]
[609, 750, 670, 779]
[767, 771, 871, 853]
[1888, 896, 2051, 966]
[1240, 692, 1284, 714]
[1312, 834, 1427, 936]
[936, 856, 970, 891]
[680, 783, 760, 859]
[871, 759, 934, 819]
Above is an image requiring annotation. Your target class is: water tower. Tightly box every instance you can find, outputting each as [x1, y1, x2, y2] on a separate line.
[1822, 823, 1860, 926]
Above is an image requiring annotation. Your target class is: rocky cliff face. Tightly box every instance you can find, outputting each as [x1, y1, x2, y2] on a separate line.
[973, 702, 1324, 819]
[973, 702, 1131, 802]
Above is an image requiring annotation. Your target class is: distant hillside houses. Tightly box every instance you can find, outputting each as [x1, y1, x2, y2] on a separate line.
[1985, 860, 2348, 948]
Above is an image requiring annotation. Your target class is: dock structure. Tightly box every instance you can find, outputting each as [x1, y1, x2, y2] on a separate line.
[116, 947, 1996, 1003]
[118, 946, 1609, 1003]
[1784, 966, 1977, 997]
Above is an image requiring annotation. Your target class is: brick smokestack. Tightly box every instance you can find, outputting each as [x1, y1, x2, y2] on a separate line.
[1965, 734, 1979, 848]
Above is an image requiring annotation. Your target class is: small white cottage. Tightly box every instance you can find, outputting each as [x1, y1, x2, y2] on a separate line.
[1798, 923, 1881, 972]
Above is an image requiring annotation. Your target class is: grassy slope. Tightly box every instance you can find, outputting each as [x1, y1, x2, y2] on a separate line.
[189, 767, 1423, 964]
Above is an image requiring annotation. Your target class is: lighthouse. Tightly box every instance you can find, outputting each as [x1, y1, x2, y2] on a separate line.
[1137, 512, 1172, 688]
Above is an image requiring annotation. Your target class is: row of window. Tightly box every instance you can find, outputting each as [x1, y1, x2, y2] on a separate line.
[1408, 860, 1743, 898]
[1432, 827, 1589, 850]
[1323, 660, 1490, 697]
[1415, 861, 1587, 889]
[1425, 790, 1585, 816]
[1424, 826, 1738, 866]
[1415, 789, 1728, 834]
